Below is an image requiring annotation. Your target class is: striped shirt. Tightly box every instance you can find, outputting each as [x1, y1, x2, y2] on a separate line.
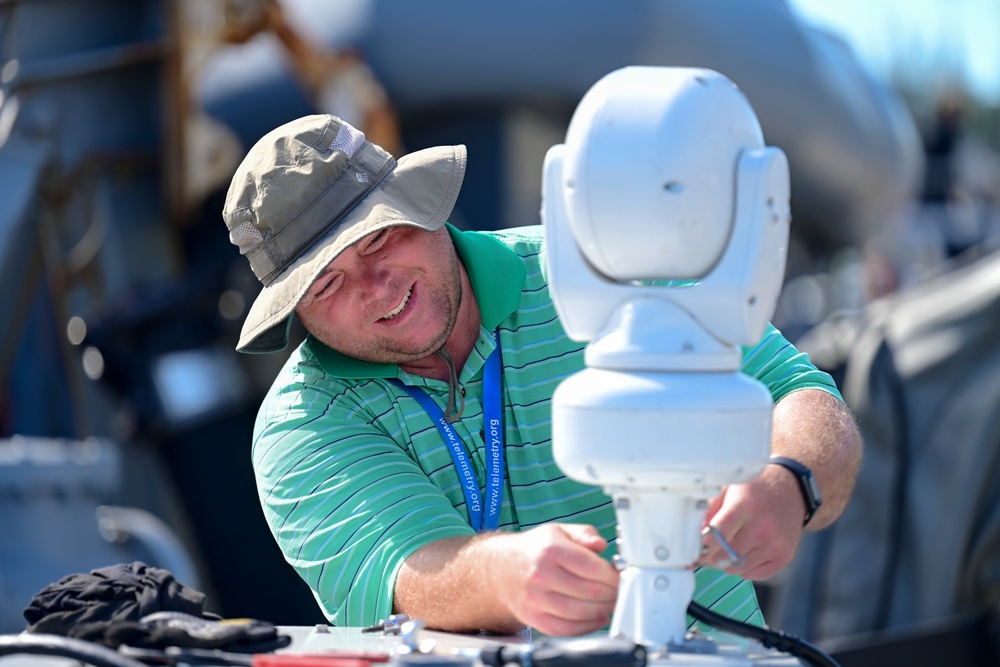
[252, 225, 841, 629]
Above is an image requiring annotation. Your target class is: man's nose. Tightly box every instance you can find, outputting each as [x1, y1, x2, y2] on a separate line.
[358, 259, 391, 293]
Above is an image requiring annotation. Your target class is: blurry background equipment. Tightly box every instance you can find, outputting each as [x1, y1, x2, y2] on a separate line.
[769, 244, 1000, 664]
[2, 1, 1000, 660]
[0, 437, 201, 632]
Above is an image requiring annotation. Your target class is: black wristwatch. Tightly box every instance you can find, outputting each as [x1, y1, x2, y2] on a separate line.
[768, 456, 822, 527]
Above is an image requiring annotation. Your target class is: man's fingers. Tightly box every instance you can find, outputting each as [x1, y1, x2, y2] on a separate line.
[511, 524, 619, 599]
[540, 588, 616, 623]
[525, 606, 614, 638]
[519, 547, 616, 598]
[734, 553, 784, 581]
[558, 523, 609, 552]
[547, 552, 620, 600]
[521, 573, 615, 633]
[547, 524, 620, 590]
[698, 531, 794, 580]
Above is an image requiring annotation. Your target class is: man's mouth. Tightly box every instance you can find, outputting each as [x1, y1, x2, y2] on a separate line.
[380, 288, 412, 320]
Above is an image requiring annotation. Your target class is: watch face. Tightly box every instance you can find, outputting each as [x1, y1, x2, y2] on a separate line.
[804, 475, 822, 508]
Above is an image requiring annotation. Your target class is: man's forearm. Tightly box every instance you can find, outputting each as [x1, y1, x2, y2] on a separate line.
[393, 524, 620, 636]
[393, 533, 523, 634]
[769, 388, 863, 530]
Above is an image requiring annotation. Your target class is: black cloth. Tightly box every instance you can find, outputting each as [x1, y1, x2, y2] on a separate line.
[23, 562, 289, 652]
[24, 562, 209, 635]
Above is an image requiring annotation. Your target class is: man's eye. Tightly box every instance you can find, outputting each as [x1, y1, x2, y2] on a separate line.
[362, 229, 391, 255]
[306, 273, 343, 303]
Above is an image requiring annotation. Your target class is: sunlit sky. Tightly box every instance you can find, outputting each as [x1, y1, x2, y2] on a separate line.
[787, 0, 1000, 104]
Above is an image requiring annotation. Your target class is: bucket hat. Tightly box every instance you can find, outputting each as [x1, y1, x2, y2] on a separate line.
[223, 114, 467, 353]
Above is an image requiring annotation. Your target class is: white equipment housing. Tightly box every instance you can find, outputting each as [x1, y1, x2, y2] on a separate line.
[543, 66, 791, 655]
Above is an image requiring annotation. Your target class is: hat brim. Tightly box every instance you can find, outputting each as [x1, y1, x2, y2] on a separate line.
[236, 143, 467, 354]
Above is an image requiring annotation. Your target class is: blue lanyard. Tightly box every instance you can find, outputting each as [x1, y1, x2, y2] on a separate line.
[391, 333, 505, 532]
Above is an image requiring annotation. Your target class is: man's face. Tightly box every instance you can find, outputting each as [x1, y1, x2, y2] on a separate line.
[295, 225, 463, 364]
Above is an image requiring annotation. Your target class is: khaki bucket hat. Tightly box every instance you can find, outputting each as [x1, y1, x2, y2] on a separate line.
[223, 115, 467, 353]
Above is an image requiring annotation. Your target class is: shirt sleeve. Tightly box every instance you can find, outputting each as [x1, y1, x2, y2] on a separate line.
[252, 360, 475, 627]
[740, 323, 842, 402]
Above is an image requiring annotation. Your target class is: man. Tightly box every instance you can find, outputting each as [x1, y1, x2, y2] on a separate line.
[223, 114, 862, 636]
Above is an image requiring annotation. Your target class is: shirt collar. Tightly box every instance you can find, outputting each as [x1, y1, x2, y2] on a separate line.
[308, 224, 526, 379]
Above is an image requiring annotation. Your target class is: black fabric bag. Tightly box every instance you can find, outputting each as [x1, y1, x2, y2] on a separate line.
[23, 561, 289, 652]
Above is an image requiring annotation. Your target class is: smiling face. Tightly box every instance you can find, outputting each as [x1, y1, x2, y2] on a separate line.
[295, 225, 464, 366]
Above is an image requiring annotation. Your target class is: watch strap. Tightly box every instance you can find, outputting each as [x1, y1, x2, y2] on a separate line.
[768, 456, 822, 527]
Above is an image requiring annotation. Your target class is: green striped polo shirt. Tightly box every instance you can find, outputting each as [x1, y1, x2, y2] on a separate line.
[252, 224, 841, 630]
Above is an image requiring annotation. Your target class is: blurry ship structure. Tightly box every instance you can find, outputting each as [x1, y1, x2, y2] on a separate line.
[5, 0, 1000, 659]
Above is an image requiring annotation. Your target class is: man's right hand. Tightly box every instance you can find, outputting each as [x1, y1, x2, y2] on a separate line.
[393, 523, 620, 636]
[488, 523, 620, 635]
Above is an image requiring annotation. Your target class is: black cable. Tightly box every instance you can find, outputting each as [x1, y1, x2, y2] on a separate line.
[0, 633, 151, 667]
[478, 636, 647, 667]
[687, 602, 841, 667]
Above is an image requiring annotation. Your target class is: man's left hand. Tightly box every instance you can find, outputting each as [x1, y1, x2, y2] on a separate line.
[695, 463, 805, 580]
[696, 388, 862, 580]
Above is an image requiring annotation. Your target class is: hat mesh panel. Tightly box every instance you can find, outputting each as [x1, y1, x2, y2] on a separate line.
[332, 122, 365, 157]
[230, 220, 264, 255]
